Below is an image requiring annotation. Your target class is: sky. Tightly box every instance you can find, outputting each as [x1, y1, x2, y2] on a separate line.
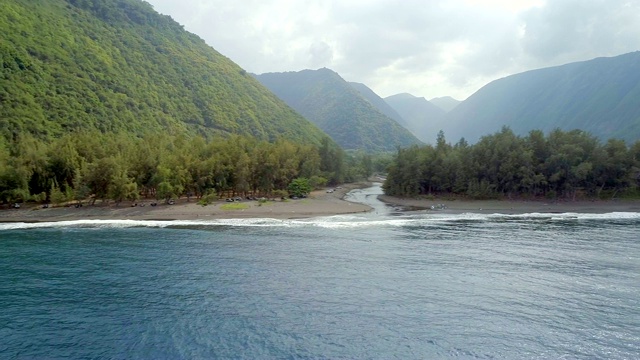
[145, 0, 640, 101]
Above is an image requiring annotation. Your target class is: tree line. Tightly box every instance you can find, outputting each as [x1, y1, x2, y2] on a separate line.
[0, 131, 381, 206]
[384, 128, 640, 200]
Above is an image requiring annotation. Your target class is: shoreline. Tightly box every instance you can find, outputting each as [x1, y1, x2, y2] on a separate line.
[378, 194, 640, 214]
[3, 183, 640, 224]
[0, 183, 373, 223]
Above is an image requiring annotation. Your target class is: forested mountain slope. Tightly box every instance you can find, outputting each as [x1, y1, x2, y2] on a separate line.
[255, 69, 422, 152]
[0, 0, 329, 144]
[348, 82, 406, 126]
[444, 52, 640, 144]
[384, 93, 447, 143]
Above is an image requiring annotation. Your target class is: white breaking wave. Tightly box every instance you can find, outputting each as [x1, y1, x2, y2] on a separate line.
[400, 212, 640, 224]
[1, 212, 639, 231]
[0, 218, 305, 231]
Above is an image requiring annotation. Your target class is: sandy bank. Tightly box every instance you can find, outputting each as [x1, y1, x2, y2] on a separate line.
[0, 183, 372, 223]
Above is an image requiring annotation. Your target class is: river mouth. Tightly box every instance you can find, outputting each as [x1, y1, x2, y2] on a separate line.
[345, 183, 432, 215]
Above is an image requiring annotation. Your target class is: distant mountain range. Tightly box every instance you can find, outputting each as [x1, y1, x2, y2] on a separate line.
[361, 52, 640, 145]
[442, 52, 640, 144]
[255, 69, 422, 151]
[429, 96, 461, 112]
[5, 0, 637, 152]
[383, 93, 447, 143]
[256, 51, 640, 148]
[0, 0, 330, 145]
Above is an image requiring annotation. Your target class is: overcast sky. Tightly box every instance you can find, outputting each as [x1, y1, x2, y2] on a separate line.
[145, 0, 640, 101]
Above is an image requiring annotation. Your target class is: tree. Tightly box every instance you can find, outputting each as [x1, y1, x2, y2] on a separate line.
[47, 135, 80, 192]
[109, 170, 138, 205]
[84, 157, 119, 203]
[72, 168, 91, 204]
[288, 177, 312, 197]
[0, 138, 30, 203]
[319, 137, 345, 185]
[197, 189, 217, 206]
[49, 181, 67, 206]
[309, 175, 328, 190]
[156, 181, 175, 203]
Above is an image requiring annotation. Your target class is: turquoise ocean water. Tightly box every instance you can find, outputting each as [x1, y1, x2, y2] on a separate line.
[1, 186, 639, 359]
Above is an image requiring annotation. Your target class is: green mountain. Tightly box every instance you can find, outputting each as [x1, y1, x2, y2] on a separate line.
[348, 82, 406, 125]
[0, 0, 329, 144]
[254, 69, 422, 152]
[429, 96, 461, 112]
[384, 93, 447, 143]
[444, 52, 640, 143]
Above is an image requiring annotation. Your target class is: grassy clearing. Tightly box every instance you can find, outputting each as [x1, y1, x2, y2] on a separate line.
[220, 203, 250, 211]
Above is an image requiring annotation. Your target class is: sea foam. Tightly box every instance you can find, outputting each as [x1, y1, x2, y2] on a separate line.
[1, 212, 639, 231]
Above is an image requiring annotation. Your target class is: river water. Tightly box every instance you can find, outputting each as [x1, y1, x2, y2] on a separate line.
[1, 185, 639, 359]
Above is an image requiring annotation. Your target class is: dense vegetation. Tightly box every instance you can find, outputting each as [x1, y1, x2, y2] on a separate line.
[1, 0, 329, 144]
[384, 128, 640, 200]
[349, 82, 406, 126]
[255, 69, 423, 152]
[443, 52, 640, 144]
[0, 132, 383, 206]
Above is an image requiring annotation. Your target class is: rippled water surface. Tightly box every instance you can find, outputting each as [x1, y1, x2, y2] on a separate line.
[1, 186, 639, 359]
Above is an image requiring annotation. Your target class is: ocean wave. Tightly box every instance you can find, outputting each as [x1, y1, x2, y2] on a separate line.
[402, 211, 640, 223]
[1, 212, 639, 231]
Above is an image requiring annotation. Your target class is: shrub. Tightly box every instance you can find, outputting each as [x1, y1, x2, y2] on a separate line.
[288, 178, 312, 197]
[197, 190, 217, 206]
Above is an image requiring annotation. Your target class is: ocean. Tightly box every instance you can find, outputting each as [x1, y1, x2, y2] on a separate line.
[1, 185, 639, 359]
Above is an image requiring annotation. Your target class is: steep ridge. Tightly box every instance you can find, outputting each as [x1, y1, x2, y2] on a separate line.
[0, 0, 329, 145]
[444, 52, 640, 143]
[348, 82, 406, 125]
[255, 69, 422, 152]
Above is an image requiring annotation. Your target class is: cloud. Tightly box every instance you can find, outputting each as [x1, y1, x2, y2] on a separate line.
[308, 41, 334, 68]
[145, 0, 640, 100]
[520, 0, 640, 67]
